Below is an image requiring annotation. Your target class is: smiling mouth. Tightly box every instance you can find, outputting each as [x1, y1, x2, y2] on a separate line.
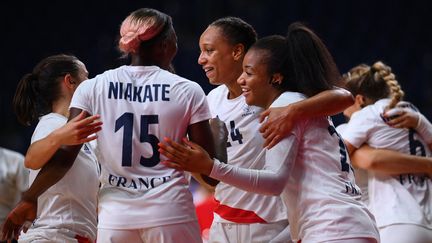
[241, 87, 251, 95]
[203, 67, 214, 73]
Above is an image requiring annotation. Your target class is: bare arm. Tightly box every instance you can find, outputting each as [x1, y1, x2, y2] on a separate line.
[25, 111, 101, 169]
[187, 120, 220, 187]
[1, 108, 86, 240]
[351, 144, 432, 175]
[385, 108, 432, 151]
[259, 87, 354, 148]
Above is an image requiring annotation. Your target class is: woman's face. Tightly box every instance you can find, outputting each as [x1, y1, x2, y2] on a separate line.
[198, 26, 242, 85]
[237, 49, 273, 108]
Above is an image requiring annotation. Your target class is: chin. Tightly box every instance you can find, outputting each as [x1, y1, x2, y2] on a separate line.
[209, 79, 222, 86]
[244, 96, 256, 106]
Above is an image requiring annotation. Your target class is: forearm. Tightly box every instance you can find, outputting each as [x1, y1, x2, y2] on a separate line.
[291, 87, 354, 118]
[22, 145, 81, 202]
[188, 120, 220, 187]
[210, 136, 296, 195]
[210, 158, 284, 195]
[25, 133, 62, 169]
[416, 113, 432, 146]
[351, 145, 432, 175]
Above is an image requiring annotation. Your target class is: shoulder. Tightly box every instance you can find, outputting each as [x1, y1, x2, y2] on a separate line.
[207, 85, 226, 97]
[32, 113, 67, 141]
[271, 92, 306, 108]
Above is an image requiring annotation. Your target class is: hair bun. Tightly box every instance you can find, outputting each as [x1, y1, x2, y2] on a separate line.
[119, 16, 166, 54]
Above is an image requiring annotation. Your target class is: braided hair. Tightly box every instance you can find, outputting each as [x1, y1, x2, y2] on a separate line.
[344, 61, 404, 109]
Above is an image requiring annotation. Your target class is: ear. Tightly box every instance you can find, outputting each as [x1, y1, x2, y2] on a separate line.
[232, 43, 245, 61]
[270, 73, 284, 85]
[63, 74, 75, 89]
[354, 94, 366, 107]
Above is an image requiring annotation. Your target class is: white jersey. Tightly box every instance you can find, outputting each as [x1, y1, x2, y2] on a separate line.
[206, 85, 287, 223]
[70, 65, 211, 229]
[341, 98, 432, 229]
[23, 113, 99, 240]
[0, 147, 27, 228]
[210, 92, 379, 242]
[336, 124, 370, 205]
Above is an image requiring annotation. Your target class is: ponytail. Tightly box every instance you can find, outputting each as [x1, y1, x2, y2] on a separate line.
[13, 73, 44, 125]
[13, 54, 81, 126]
[370, 61, 404, 109]
[285, 22, 340, 97]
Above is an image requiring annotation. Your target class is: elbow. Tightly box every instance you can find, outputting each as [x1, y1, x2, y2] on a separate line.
[339, 88, 355, 106]
[351, 150, 378, 170]
[266, 183, 284, 196]
[24, 156, 42, 170]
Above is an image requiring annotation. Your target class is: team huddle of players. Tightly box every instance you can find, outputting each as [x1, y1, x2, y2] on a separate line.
[1, 7, 432, 243]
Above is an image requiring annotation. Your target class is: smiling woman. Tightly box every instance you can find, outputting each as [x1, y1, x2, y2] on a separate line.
[159, 22, 380, 243]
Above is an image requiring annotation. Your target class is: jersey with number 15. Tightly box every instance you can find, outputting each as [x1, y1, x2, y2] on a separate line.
[70, 65, 211, 230]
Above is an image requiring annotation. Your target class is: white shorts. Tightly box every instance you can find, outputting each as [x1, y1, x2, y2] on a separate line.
[18, 228, 93, 243]
[209, 220, 290, 243]
[97, 221, 202, 243]
[379, 224, 432, 243]
[324, 238, 377, 243]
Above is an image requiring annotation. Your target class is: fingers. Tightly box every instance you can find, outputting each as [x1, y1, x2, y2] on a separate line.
[70, 110, 86, 122]
[77, 124, 102, 138]
[263, 132, 277, 148]
[76, 115, 102, 128]
[22, 221, 32, 233]
[265, 135, 281, 149]
[386, 113, 407, 127]
[2, 218, 19, 241]
[259, 109, 271, 123]
[161, 160, 183, 170]
[78, 134, 98, 144]
[164, 137, 189, 153]
[158, 143, 180, 161]
[181, 138, 202, 150]
[158, 138, 188, 161]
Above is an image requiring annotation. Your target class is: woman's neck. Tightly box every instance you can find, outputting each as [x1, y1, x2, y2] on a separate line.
[226, 82, 243, 100]
[263, 89, 284, 109]
[51, 98, 70, 118]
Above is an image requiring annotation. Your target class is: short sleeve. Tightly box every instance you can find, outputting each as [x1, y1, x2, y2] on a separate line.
[70, 79, 94, 114]
[31, 116, 65, 143]
[188, 82, 211, 125]
[341, 111, 372, 148]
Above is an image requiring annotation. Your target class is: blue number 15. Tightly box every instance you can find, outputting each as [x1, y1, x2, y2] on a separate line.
[115, 112, 160, 167]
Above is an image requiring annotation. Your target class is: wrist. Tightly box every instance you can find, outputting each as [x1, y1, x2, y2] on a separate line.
[48, 130, 63, 148]
[286, 103, 302, 121]
[21, 191, 38, 203]
[203, 157, 215, 175]
[416, 113, 432, 144]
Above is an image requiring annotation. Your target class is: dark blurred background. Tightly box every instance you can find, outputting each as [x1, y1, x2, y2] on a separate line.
[1, 0, 431, 154]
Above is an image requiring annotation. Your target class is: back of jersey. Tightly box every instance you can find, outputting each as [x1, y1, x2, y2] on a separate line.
[70, 65, 211, 229]
[342, 98, 432, 229]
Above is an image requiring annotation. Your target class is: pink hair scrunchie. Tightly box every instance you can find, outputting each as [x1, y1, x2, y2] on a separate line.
[119, 17, 165, 54]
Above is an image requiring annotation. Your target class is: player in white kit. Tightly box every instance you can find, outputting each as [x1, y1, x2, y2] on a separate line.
[159, 23, 380, 243]
[2, 8, 217, 243]
[199, 17, 289, 243]
[340, 61, 432, 243]
[0, 147, 27, 243]
[3, 54, 100, 243]
[199, 17, 355, 243]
